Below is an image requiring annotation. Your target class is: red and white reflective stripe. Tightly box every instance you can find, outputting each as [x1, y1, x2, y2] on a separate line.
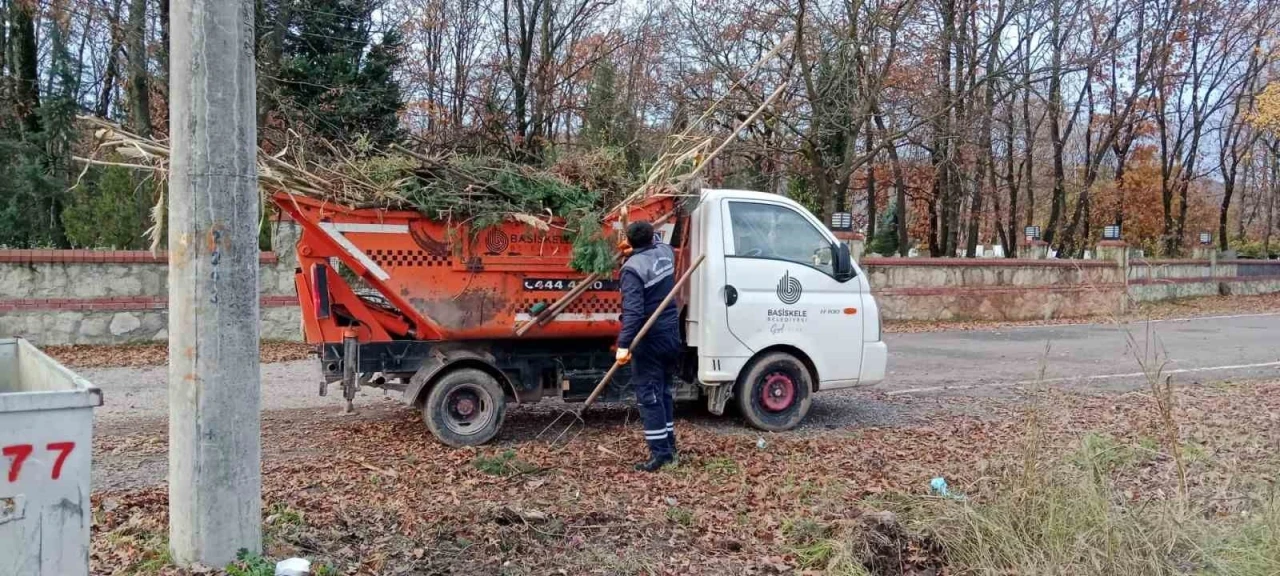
[329, 223, 409, 234]
[316, 222, 391, 281]
[514, 313, 619, 322]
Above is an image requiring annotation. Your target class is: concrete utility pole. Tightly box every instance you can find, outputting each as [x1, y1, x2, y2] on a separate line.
[168, 0, 261, 566]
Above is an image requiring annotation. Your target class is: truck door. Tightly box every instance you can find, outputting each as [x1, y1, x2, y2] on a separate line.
[721, 199, 863, 385]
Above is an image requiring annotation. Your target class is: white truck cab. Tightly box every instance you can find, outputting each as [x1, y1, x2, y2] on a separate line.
[685, 189, 888, 430]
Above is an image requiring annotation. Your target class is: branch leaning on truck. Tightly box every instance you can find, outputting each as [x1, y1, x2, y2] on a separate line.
[276, 188, 888, 447]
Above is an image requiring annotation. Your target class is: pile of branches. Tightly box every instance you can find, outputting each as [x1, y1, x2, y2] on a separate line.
[75, 117, 710, 274]
[74, 35, 791, 275]
[77, 117, 650, 273]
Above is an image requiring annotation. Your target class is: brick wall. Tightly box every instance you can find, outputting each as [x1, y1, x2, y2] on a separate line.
[860, 255, 1280, 322]
[4, 228, 1280, 345]
[862, 258, 1127, 321]
[1127, 259, 1280, 301]
[0, 223, 303, 345]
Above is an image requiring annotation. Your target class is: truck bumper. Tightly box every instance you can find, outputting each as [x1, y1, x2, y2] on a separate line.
[859, 341, 888, 385]
[817, 341, 888, 390]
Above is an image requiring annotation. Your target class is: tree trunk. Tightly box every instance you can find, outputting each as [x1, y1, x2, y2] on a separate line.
[158, 0, 170, 106]
[1266, 144, 1277, 257]
[0, 1, 7, 82]
[1156, 88, 1176, 255]
[1043, 0, 1066, 249]
[1235, 161, 1249, 243]
[255, 0, 294, 129]
[816, 167, 836, 226]
[11, 0, 41, 134]
[1219, 178, 1234, 252]
[865, 129, 876, 243]
[95, 0, 125, 118]
[945, 0, 967, 257]
[928, 176, 941, 256]
[875, 112, 909, 256]
[933, 0, 955, 257]
[75, 0, 97, 100]
[1020, 30, 1035, 235]
[968, 31, 999, 259]
[1045, 119, 1066, 250]
[126, 0, 152, 137]
[1004, 86, 1019, 258]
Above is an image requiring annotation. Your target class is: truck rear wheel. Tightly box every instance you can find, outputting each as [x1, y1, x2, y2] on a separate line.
[423, 368, 507, 447]
[736, 352, 812, 432]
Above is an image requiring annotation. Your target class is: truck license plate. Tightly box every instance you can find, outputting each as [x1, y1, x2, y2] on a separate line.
[522, 278, 619, 291]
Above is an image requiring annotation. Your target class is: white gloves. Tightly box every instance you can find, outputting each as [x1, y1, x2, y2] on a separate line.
[615, 348, 632, 365]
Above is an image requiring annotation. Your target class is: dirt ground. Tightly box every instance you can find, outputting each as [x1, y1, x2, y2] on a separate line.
[57, 291, 1280, 573]
[89, 379, 1280, 575]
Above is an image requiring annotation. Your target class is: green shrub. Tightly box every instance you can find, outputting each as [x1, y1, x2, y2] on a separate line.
[62, 166, 149, 249]
[472, 449, 537, 477]
[226, 549, 274, 576]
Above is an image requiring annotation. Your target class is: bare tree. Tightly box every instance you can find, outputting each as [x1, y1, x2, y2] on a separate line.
[1216, 23, 1272, 251]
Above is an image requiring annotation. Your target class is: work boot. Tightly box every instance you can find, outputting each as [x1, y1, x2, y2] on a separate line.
[634, 454, 673, 472]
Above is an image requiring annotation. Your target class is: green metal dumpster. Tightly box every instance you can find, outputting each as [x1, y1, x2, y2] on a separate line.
[0, 338, 102, 576]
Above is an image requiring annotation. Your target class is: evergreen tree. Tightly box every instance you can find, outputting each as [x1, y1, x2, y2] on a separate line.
[870, 201, 900, 256]
[62, 166, 148, 249]
[582, 60, 623, 148]
[274, 0, 406, 147]
[0, 11, 79, 248]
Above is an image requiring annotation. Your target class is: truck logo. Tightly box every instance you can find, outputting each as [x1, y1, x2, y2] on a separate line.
[485, 228, 510, 254]
[776, 271, 802, 305]
[409, 222, 451, 256]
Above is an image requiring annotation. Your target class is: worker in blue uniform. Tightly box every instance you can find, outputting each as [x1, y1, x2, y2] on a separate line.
[614, 221, 681, 472]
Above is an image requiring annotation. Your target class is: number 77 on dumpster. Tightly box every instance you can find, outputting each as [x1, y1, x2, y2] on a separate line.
[3, 442, 76, 482]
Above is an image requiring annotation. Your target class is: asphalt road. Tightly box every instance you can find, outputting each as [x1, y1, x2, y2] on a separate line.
[878, 312, 1280, 395]
[82, 312, 1280, 427]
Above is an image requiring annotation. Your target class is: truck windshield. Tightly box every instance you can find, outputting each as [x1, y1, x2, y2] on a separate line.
[728, 201, 834, 276]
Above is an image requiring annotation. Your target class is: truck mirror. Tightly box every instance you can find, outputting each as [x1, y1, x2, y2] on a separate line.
[832, 243, 854, 280]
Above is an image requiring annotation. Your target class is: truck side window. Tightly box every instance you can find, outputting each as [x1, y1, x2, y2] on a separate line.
[729, 201, 834, 276]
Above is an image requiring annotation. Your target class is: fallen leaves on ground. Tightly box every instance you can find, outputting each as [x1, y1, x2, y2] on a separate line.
[43, 340, 314, 369]
[89, 381, 1280, 575]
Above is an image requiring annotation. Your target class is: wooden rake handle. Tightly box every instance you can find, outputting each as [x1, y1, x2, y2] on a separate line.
[579, 254, 707, 413]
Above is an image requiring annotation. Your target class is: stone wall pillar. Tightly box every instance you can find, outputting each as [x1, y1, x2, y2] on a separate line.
[1096, 240, 1129, 314]
[1096, 240, 1128, 266]
[1021, 239, 1050, 259]
[271, 213, 300, 270]
[1191, 246, 1216, 260]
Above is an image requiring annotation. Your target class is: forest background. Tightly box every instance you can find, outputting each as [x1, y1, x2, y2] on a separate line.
[2, 0, 1280, 259]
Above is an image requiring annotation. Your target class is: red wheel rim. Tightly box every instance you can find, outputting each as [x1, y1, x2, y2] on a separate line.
[760, 372, 796, 412]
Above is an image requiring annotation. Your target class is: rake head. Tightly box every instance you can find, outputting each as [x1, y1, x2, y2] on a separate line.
[535, 407, 586, 449]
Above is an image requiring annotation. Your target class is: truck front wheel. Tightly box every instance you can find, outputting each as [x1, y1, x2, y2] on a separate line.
[423, 368, 507, 447]
[736, 352, 812, 432]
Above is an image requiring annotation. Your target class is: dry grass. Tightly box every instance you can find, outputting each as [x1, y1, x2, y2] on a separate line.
[889, 434, 1280, 576]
